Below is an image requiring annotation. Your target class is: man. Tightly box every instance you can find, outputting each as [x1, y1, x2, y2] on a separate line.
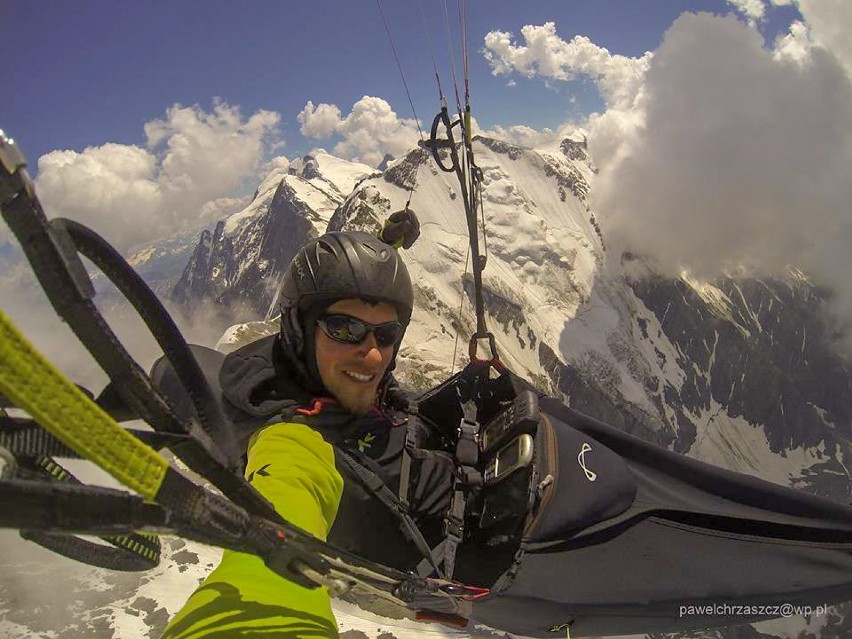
[162, 218, 443, 638]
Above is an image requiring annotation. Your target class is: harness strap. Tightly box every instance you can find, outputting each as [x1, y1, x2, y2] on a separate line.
[397, 414, 420, 511]
[4, 473, 164, 571]
[0, 418, 190, 460]
[1, 418, 80, 459]
[398, 446, 413, 509]
[415, 539, 441, 577]
[437, 399, 483, 580]
[0, 311, 169, 501]
[441, 488, 466, 580]
[336, 447, 445, 579]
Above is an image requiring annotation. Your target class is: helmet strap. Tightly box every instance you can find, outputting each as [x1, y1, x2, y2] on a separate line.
[300, 302, 335, 394]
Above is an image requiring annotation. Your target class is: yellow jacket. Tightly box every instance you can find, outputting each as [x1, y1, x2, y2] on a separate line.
[161, 422, 344, 638]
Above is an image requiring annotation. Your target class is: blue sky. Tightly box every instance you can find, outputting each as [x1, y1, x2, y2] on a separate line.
[1, 0, 800, 166]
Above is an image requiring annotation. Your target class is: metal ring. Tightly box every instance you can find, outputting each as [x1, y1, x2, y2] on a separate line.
[468, 332, 499, 362]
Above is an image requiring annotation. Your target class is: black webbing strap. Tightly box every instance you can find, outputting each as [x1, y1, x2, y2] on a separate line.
[12, 455, 162, 571]
[441, 489, 467, 580]
[439, 400, 482, 581]
[20, 529, 159, 571]
[336, 447, 445, 579]
[1, 418, 79, 458]
[416, 539, 446, 578]
[1, 417, 192, 459]
[397, 417, 418, 511]
[0, 478, 168, 532]
[396, 413, 451, 507]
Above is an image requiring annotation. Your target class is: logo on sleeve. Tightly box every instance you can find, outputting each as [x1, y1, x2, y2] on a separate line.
[357, 433, 376, 453]
[248, 463, 271, 482]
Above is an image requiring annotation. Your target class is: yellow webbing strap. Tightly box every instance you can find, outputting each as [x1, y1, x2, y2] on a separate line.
[0, 310, 167, 500]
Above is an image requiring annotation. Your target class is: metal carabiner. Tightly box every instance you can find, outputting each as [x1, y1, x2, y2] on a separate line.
[468, 332, 498, 362]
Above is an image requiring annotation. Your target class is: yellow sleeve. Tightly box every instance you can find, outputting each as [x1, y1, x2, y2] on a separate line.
[161, 422, 344, 638]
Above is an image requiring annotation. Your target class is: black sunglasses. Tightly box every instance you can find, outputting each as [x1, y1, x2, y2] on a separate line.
[316, 314, 403, 348]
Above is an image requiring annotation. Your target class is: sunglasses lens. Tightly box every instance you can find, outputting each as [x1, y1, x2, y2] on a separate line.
[323, 315, 367, 343]
[374, 323, 402, 347]
[319, 315, 402, 347]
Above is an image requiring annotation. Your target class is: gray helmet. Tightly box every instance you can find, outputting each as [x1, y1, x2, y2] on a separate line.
[278, 231, 413, 376]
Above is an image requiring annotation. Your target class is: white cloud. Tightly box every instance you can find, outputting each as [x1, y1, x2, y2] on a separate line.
[482, 9, 852, 326]
[298, 96, 420, 167]
[481, 124, 565, 149]
[725, 1, 852, 77]
[32, 103, 281, 253]
[481, 21, 651, 166]
[298, 101, 343, 139]
[727, 0, 767, 21]
[794, 0, 852, 78]
[773, 19, 813, 65]
[589, 12, 852, 317]
[483, 22, 652, 110]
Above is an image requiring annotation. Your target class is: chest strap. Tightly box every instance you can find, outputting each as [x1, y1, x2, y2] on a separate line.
[438, 400, 483, 580]
[335, 447, 445, 579]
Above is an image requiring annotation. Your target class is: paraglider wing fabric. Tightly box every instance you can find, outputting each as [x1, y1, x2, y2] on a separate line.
[470, 398, 852, 637]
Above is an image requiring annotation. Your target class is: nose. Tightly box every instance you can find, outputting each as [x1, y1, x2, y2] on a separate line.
[358, 332, 385, 366]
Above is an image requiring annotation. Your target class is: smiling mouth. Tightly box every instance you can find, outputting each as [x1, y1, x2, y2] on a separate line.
[343, 370, 376, 383]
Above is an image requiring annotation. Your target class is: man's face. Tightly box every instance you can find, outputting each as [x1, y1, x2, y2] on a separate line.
[314, 298, 400, 415]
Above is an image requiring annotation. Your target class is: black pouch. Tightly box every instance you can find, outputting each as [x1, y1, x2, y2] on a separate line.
[523, 413, 637, 542]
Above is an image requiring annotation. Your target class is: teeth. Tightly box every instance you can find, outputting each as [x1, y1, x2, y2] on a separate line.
[344, 370, 374, 382]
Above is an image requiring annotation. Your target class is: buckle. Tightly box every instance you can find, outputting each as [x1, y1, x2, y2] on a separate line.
[443, 516, 464, 541]
[456, 420, 480, 466]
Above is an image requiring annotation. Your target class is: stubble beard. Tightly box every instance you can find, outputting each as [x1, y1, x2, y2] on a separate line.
[329, 377, 378, 416]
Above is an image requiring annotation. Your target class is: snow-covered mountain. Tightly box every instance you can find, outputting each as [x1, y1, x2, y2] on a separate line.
[3, 135, 850, 638]
[175, 135, 851, 502]
[172, 151, 378, 314]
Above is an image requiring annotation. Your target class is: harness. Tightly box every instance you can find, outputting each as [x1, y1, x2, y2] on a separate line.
[317, 356, 548, 587]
